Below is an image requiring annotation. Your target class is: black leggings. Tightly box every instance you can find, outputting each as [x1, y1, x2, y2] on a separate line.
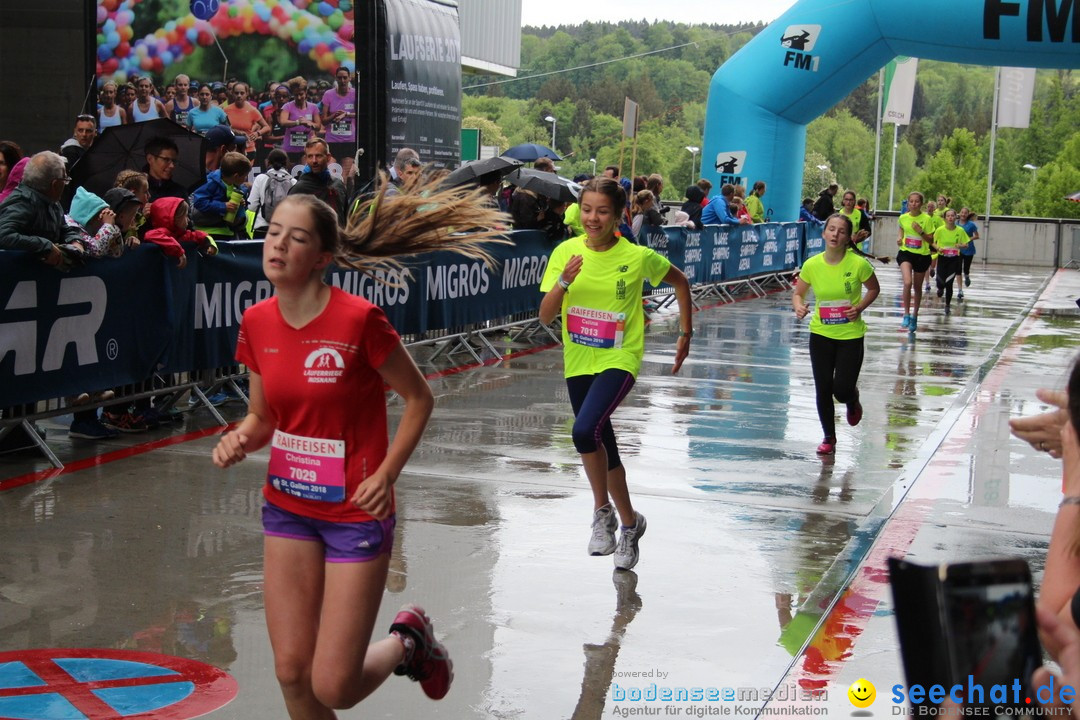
[566, 369, 635, 471]
[936, 256, 963, 303]
[962, 255, 974, 278]
[808, 333, 864, 440]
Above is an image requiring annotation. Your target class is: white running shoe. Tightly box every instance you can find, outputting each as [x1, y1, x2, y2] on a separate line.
[614, 512, 647, 570]
[588, 505, 618, 556]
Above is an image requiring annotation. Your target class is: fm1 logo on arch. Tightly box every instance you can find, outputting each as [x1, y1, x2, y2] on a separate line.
[0, 648, 237, 719]
[713, 151, 747, 187]
[781, 24, 821, 72]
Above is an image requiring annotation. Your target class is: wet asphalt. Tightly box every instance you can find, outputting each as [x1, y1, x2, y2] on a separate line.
[1, 263, 1076, 719]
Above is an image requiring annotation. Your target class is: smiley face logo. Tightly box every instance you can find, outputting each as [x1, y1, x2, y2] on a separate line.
[848, 678, 876, 708]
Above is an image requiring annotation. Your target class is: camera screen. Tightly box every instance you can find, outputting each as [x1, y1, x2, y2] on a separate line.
[944, 580, 1037, 696]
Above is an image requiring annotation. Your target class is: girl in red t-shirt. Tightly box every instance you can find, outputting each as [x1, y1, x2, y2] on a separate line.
[212, 181, 506, 717]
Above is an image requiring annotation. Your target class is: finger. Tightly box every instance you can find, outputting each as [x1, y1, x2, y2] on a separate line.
[1037, 388, 1068, 408]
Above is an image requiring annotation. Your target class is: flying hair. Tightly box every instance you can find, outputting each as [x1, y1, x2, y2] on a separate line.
[335, 170, 512, 279]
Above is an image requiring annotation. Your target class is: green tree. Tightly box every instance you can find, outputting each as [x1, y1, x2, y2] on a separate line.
[1030, 134, 1080, 220]
[911, 128, 984, 211]
[462, 116, 509, 155]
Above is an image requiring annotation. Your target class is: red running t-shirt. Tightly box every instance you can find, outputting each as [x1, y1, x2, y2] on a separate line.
[236, 286, 400, 522]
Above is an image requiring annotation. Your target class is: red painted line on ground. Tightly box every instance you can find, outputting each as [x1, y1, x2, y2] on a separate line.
[11, 657, 141, 719]
[0, 283, 786, 493]
[0, 426, 226, 493]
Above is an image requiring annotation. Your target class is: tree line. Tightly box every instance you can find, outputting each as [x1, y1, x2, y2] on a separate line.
[464, 20, 1079, 220]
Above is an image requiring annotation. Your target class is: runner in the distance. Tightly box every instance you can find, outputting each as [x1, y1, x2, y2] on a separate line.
[895, 191, 935, 334]
[932, 208, 970, 314]
[539, 176, 692, 572]
[792, 214, 880, 456]
[212, 178, 507, 718]
[958, 208, 979, 298]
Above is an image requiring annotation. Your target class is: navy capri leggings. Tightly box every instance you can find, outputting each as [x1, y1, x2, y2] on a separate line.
[566, 369, 636, 470]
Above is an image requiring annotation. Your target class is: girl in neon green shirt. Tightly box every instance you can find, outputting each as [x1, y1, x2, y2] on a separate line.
[793, 213, 881, 455]
[539, 177, 693, 571]
[932, 208, 970, 312]
[895, 191, 935, 333]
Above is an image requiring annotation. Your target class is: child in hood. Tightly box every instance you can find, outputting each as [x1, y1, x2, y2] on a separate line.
[144, 197, 218, 269]
[66, 186, 124, 258]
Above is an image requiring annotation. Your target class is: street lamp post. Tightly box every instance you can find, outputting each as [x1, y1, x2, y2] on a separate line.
[816, 164, 829, 186]
[1023, 163, 1038, 183]
[685, 146, 700, 186]
[590, 157, 596, 176]
[544, 115, 556, 152]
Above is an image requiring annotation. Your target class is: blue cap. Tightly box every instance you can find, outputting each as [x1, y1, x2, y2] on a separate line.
[203, 125, 235, 149]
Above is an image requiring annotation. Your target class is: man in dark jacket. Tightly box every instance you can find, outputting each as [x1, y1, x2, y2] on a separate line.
[0, 151, 84, 269]
[288, 138, 347, 226]
[812, 184, 838, 221]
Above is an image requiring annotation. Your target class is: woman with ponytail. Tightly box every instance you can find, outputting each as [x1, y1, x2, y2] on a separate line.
[212, 176, 508, 717]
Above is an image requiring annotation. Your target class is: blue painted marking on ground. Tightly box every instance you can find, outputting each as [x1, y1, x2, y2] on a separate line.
[54, 658, 180, 682]
[0, 693, 86, 720]
[94, 681, 195, 714]
[0, 661, 45, 690]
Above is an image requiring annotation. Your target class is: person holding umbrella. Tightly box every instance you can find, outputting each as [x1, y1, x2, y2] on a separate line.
[539, 176, 693, 571]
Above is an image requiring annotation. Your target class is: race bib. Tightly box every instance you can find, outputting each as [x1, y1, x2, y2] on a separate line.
[331, 120, 352, 136]
[267, 430, 346, 502]
[940, 247, 959, 257]
[818, 299, 852, 325]
[174, 111, 188, 126]
[566, 306, 625, 349]
[288, 128, 310, 147]
[904, 236, 923, 249]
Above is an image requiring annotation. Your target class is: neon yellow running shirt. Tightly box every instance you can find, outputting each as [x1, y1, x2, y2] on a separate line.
[541, 235, 671, 378]
[933, 225, 970, 258]
[898, 212, 934, 255]
[799, 250, 875, 341]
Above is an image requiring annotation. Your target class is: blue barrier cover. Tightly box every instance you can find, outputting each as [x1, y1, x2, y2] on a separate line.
[1, 231, 555, 407]
[0, 246, 174, 407]
[802, 223, 824, 263]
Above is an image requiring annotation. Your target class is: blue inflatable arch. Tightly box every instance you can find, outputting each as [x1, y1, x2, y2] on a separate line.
[702, 0, 1080, 222]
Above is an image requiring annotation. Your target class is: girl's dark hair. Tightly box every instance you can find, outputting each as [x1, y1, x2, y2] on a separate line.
[266, 148, 288, 170]
[827, 212, 890, 265]
[580, 176, 628, 216]
[752, 180, 766, 195]
[0, 141, 24, 173]
[277, 172, 511, 277]
[1068, 359, 1080, 436]
[843, 190, 856, 202]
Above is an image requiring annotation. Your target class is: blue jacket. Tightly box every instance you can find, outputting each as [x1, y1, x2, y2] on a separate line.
[799, 206, 824, 226]
[701, 195, 739, 225]
[191, 169, 230, 222]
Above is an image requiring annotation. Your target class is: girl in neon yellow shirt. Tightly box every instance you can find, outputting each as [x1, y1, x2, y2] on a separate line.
[539, 177, 692, 571]
[932, 208, 970, 313]
[895, 191, 935, 333]
[793, 214, 881, 455]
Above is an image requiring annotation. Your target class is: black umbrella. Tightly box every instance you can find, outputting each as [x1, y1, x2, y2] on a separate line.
[442, 156, 522, 188]
[69, 118, 206, 198]
[505, 168, 582, 204]
[502, 143, 561, 162]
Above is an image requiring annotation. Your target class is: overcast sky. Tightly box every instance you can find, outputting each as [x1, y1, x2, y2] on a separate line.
[520, 0, 798, 27]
